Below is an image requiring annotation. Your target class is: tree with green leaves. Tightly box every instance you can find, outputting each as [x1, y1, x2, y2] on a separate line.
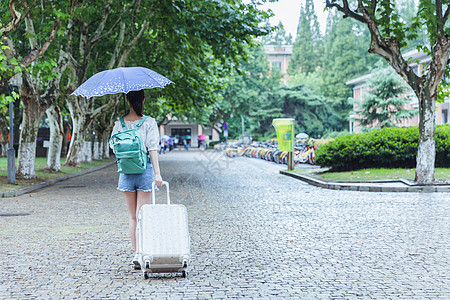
[276, 84, 342, 138]
[261, 21, 293, 45]
[1, 0, 275, 176]
[326, 0, 450, 183]
[0, 0, 60, 91]
[320, 15, 377, 110]
[396, 0, 428, 50]
[288, 0, 322, 75]
[57, 0, 273, 167]
[356, 62, 418, 128]
[1, 0, 62, 178]
[210, 45, 282, 140]
[64, 0, 148, 167]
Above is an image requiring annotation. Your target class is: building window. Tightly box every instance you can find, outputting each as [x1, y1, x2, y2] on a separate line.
[271, 61, 282, 71]
[171, 128, 192, 144]
[442, 109, 448, 124]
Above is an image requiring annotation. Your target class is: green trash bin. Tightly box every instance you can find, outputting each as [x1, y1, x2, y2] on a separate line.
[272, 118, 294, 152]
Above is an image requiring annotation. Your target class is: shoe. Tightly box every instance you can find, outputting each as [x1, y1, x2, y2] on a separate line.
[132, 254, 140, 269]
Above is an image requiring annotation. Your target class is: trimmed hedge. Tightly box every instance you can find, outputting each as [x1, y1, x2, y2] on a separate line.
[315, 125, 450, 171]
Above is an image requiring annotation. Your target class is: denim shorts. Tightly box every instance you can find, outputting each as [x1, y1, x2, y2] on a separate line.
[117, 157, 155, 192]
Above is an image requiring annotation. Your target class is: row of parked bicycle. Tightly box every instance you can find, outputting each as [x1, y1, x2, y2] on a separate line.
[215, 139, 317, 166]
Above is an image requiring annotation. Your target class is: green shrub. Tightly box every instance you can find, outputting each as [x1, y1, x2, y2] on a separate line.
[315, 125, 450, 171]
[323, 130, 349, 139]
[436, 124, 450, 166]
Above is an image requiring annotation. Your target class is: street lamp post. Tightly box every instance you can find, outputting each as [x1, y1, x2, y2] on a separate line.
[349, 114, 354, 134]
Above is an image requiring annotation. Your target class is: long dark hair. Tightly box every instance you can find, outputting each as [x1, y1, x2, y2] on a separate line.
[126, 90, 145, 116]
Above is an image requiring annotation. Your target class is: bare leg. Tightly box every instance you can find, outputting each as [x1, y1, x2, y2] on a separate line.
[135, 191, 152, 253]
[124, 191, 138, 253]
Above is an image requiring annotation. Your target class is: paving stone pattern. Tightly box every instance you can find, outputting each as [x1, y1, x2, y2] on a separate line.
[1, 151, 449, 299]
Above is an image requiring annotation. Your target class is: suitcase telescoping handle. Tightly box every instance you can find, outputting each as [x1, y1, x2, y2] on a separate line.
[151, 181, 170, 205]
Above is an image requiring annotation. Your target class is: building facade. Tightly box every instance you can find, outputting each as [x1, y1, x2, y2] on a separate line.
[264, 45, 292, 83]
[159, 120, 220, 148]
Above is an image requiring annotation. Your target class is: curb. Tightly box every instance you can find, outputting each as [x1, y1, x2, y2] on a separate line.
[280, 170, 450, 193]
[1, 161, 116, 198]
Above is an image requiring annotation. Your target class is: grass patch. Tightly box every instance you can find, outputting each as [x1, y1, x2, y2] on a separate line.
[317, 168, 450, 182]
[0, 157, 114, 191]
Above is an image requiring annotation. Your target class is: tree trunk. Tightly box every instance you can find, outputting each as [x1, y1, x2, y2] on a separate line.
[0, 143, 7, 157]
[65, 105, 87, 167]
[415, 89, 436, 183]
[45, 104, 64, 171]
[61, 120, 70, 157]
[99, 133, 104, 160]
[83, 132, 93, 163]
[16, 91, 46, 179]
[0, 115, 8, 157]
[102, 132, 111, 159]
[93, 131, 101, 160]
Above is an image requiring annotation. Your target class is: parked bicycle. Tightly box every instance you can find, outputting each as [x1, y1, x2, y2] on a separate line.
[294, 138, 316, 165]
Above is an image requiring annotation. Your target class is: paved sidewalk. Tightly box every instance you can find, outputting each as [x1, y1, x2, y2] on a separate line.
[1, 151, 449, 299]
[0, 161, 116, 198]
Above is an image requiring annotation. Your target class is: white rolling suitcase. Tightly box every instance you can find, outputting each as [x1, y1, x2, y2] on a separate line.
[137, 181, 190, 279]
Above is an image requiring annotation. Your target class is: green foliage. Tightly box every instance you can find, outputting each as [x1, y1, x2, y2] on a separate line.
[396, 0, 428, 50]
[120, 0, 275, 121]
[288, 70, 324, 95]
[215, 45, 283, 140]
[215, 42, 344, 140]
[288, 0, 322, 75]
[0, 85, 19, 110]
[355, 61, 418, 128]
[320, 15, 377, 100]
[261, 21, 293, 45]
[323, 129, 349, 138]
[275, 84, 342, 138]
[0, 0, 65, 90]
[288, 10, 379, 131]
[316, 125, 450, 171]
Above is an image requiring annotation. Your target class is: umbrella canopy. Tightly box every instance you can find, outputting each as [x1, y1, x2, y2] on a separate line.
[198, 134, 206, 140]
[185, 135, 191, 139]
[161, 135, 170, 140]
[71, 67, 173, 98]
[296, 133, 309, 139]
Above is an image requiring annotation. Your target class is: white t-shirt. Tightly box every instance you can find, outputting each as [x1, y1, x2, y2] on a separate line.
[109, 117, 160, 153]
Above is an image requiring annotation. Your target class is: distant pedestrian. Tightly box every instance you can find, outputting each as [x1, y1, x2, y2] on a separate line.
[168, 137, 174, 151]
[183, 139, 190, 151]
[109, 90, 163, 269]
[174, 136, 179, 150]
[159, 138, 166, 154]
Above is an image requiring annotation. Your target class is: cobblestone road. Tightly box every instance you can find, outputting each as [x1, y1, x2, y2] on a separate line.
[1, 151, 449, 299]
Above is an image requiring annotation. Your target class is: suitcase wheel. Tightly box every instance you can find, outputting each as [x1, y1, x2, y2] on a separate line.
[181, 271, 187, 278]
[143, 271, 149, 279]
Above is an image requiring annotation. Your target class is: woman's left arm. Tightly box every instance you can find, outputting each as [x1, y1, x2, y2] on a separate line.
[149, 150, 163, 186]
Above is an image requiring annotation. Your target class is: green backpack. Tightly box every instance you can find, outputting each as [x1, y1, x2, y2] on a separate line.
[110, 116, 149, 174]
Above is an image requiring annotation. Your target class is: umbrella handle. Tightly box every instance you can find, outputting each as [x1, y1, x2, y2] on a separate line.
[123, 93, 127, 115]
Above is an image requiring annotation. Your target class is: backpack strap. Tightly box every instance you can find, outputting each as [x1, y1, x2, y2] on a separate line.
[120, 118, 126, 130]
[135, 116, 149, 129]
[136, 116, 150, 156]
[120, 116, 148, 130]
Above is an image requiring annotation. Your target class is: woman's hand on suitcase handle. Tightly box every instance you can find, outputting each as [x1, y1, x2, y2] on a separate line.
[154, 173, 163, 187]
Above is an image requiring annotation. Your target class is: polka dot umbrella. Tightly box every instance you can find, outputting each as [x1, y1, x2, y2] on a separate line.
[71, 67, 173, 98]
